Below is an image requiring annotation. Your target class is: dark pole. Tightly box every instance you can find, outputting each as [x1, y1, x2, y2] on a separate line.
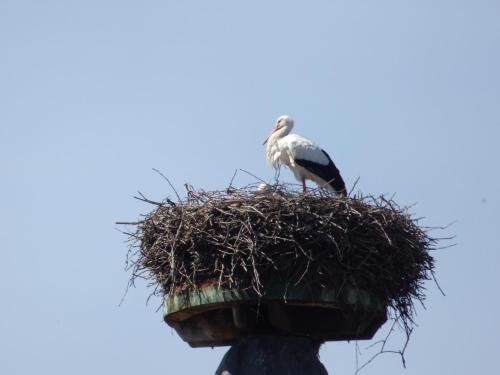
[215, 336, 328, 375]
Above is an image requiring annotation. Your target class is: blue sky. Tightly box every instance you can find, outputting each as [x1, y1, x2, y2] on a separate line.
[1, 1, 499, 374]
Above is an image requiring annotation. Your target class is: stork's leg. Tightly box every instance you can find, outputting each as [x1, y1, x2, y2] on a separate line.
[302, 178, 307, 193]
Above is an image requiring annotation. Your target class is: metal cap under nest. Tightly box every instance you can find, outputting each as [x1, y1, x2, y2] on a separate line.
[164, 281, 386, 347]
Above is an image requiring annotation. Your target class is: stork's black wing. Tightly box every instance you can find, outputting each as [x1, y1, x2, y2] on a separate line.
[295, 150, 347, 195]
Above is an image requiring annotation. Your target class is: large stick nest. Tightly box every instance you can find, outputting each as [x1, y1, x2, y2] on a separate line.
[123, 184, 438, 329]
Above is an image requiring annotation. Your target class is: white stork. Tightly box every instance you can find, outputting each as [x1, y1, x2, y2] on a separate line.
[263, 115, 347, 195]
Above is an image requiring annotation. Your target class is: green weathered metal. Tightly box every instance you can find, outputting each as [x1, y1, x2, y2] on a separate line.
[165, 283, 385, 317]
[163, 281, 387, 347]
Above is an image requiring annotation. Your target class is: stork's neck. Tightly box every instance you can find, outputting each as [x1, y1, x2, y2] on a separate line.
[266, 126, 291, 166]
[267, 126, 290, 146]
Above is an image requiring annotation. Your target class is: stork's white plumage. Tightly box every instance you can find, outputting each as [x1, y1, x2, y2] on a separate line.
[263, 115, 347, 195]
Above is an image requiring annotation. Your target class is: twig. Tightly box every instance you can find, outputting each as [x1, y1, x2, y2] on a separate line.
[152, 168, 181, 202]
[348, 176, 361, 197]
[239, 168, 268, 184]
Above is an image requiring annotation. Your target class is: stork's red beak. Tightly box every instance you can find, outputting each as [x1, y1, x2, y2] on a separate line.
[262, 127, 278, 145]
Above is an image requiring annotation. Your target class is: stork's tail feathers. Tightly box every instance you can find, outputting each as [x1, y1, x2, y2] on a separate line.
[336, 187, 347, 197]
[327, 179, 347, 197]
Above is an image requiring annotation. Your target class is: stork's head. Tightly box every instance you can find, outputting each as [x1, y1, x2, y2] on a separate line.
[263, 115, 294, 145]
[276, 115, 294, 130]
